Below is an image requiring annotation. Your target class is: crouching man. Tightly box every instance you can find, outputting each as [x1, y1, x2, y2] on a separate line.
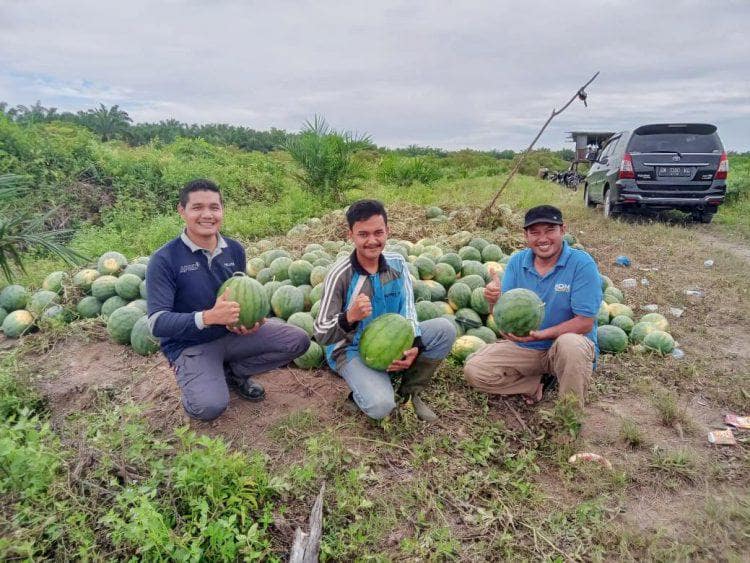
[463, 205, 602, 405]
[147, 179, 309, 421]
[313, 199, 456, 421]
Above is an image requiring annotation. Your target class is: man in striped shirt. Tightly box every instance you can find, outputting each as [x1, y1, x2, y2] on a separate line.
[313, 200, 456, 422]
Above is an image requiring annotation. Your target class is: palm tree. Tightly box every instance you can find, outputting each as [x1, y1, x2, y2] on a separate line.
[0, 174, 88, 281]
[79, 104, 132, 141]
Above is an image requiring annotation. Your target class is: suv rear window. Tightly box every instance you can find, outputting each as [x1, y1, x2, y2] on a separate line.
[628, 124, 723, 154]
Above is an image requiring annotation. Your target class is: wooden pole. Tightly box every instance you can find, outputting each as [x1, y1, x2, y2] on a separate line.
[289, 483, 325, 563]
[480, 71, 600, 220]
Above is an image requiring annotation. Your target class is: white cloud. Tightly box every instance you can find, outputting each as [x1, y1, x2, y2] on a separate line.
[1, 0, 748, 149]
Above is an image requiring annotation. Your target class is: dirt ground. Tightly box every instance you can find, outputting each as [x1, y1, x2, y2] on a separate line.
[10, 205, 750, 558]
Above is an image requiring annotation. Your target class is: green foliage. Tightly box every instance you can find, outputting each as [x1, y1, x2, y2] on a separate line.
[512, 148, 570, 176]
[283, 116, 372, 202]
[377, 155, 442, 186]
[77, 104, 132, 141]
[0, 173, 88, 281]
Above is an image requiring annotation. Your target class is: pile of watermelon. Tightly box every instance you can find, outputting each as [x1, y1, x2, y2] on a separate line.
[596, 275, 676, 356]
[0, 205, 682, 370]
[0, 251, 158, 356]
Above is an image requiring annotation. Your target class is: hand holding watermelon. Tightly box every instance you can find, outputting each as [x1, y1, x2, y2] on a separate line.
[386, 347, 418, 372]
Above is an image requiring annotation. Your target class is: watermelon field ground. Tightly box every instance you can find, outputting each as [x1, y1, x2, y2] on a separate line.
[2, 170, 749, 560]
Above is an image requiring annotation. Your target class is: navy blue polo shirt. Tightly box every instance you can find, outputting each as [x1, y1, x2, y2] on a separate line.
[501, 241, 602, 352]
[146, 232, 246, 363]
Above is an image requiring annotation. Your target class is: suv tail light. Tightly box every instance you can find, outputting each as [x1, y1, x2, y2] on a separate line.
[715, 152, 728, 180]
[618, 153, 635, 180]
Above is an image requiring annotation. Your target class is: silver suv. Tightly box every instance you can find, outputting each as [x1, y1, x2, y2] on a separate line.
[583, 123, 728, 223]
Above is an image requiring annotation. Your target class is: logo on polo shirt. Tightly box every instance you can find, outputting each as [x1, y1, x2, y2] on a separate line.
[555, 283, 571, 292]
[223, 261, 236, 268]
[179, 261, 200, 274]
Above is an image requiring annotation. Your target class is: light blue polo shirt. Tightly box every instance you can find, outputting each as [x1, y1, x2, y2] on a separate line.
[501, 242, 602, 353]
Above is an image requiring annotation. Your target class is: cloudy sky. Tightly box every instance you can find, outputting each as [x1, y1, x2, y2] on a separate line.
[1, 0, 749, 150]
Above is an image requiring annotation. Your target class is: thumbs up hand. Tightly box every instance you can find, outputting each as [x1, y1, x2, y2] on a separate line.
[204, 287, 241, 326]
[484, 268, 502, 314]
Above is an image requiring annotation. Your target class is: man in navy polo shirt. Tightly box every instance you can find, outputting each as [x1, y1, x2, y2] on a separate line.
[146, 179, 309, 421]
[463, 205, 602, 405]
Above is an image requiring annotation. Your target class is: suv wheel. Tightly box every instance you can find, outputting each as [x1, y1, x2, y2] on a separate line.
[583, 184, 596, 208]
[603, 189, 619, 218]
[698, 211, 714, 224]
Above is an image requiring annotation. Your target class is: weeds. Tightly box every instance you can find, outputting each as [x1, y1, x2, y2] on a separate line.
[620, 418, 645, 448]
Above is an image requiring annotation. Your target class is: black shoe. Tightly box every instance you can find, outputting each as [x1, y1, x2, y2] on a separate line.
[227, 376, 266, 402]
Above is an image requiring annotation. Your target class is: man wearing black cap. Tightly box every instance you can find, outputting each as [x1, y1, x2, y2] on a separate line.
[463, 205, 602, 405]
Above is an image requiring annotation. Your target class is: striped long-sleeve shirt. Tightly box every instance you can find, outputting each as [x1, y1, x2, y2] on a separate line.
[313, 251, 421, 372]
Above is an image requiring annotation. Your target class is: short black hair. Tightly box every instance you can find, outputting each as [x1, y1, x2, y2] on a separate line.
[346, 199, 388, 229]
[179, 179, 223, 208]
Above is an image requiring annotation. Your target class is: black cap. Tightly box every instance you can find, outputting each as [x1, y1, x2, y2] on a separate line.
[524, 205, 564, 228]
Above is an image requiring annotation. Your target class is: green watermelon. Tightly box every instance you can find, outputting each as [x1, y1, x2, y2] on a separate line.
[97, 251, 128, 275]
[297, 284, 313, 310]
[470, 287, 490, 316]
[310, 266, 329, 287]
[643, 330, 675, 355]
[76, 296, 102, 319]
[607, 303, 634, 319]
[134, 256, 150, 266]
[218, 272, 270, 327]
[423, 280, 447, 302]
[73, 269, 100, 293]
[107, 306, 145, 344]
[27, 290, 59, 315]
[598, 325, 629, 354]
[604, 286, 624, 304]
[0, 284, 29, 312]
[469, 238, 490, 252]
[287, 312, 315, 337]
[139, 280, 147, 300]
[309, 284, 324, 305]
[451, 335, 486, 364]
[481, 244, 504, 263]
[359, 313, 415, 371]
[2, 309, 34, 338]
[294, 340, 324, 369]
[130, 316, 160, 356]
[629, 321, 658, 344]
[412, 280, 432, 303]
[42, 271, 68, 294]
[466, 326, 497, 344]
[639, 313, 669, 332]
[438, 253, 463, 272]
[460, 274, 486, 291]
[416, 301, 441, 322]
[40, 305, 71, 325]
[256, 268, 274, 284]
[563, 233, 577, 245]
[433, 301, 453, 316]
[288, 260, 313, 286]
[447, 282, 472, 311]
[600, 275, 612, 292]
[493, 288, 545, 336]
[91, 275, 119, 301]
[455, 308, 482, 330]
[269, 256, 293, 281]
[304, 243, 324, 254]
[458, 246, 482, 261]
[415, 255, 436, 280]
[597, 301, 610, 326]
[433, 263, 456, 287]
[610, 315, 635, 334]
[0, 307, 7, 326]
[462, 260, 488, 281]
[310, 300, 321, 319]
[270, 285, 304, 320]
[425, 206, 444, 219]
[123, 263, 147, 280]
[486, 313, 500, 336]
[263, 249, 291, 267]
[115, 273, 143, 300]
[246, 257, 266, 277]
[128, 299, 148, 314]
[101, 296, 129, 318]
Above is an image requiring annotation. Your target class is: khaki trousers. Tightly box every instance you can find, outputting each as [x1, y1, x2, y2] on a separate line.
[463, 333, 595, 403]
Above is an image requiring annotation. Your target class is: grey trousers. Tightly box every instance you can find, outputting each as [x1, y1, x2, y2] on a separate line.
[173, 319, 309, 421]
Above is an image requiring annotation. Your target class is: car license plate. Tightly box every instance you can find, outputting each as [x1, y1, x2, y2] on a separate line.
[657, 166, 693, 177]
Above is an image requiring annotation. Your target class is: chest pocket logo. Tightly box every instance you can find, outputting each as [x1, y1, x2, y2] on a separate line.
[555, 283, 571, 293]
[223, 262, 236, 268]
